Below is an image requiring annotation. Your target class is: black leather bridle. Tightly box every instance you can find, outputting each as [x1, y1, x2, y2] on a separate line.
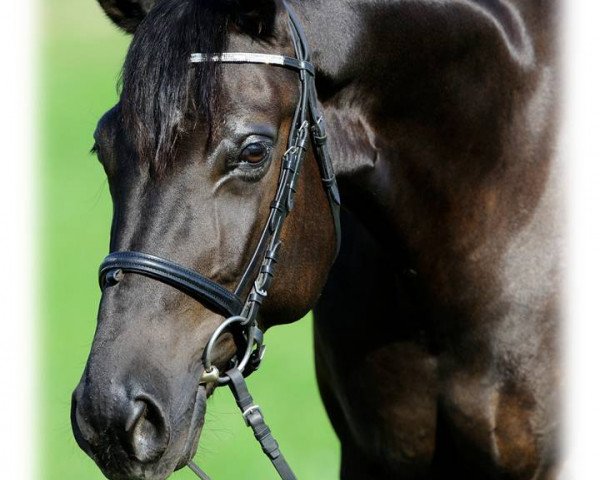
[98, 3, 340, 479]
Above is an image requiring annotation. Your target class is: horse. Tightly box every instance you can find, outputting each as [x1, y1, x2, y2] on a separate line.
[71, 0, 561, 479]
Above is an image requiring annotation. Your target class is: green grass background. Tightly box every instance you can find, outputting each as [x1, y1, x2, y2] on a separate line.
[40, 0, 340, 478]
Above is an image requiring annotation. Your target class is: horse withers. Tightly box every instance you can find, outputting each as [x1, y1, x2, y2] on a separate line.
[72, 0, 561, 479]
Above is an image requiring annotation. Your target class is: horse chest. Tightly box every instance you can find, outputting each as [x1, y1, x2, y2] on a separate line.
[314, 328, 439, 474]
[315, 322, 549, 478]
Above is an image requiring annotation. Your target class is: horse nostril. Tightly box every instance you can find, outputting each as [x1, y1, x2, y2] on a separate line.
[125, 395, 170, 463]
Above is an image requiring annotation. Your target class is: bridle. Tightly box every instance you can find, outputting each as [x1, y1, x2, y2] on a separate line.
[97, 3, 340, 480]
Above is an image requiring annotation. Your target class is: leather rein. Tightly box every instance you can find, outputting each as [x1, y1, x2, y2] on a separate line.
[98, 3, 340, 479]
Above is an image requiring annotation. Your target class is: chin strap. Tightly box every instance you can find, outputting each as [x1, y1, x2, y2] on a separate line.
[188, 368, 297, 480]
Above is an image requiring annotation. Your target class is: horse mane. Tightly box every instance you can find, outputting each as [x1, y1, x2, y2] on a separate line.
[121, 0, 272, 176]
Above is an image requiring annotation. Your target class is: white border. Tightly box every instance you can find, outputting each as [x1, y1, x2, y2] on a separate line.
[0, 0, 36, 478]
[565, 1, 600, 479]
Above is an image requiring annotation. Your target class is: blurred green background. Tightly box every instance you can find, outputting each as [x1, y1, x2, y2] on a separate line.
[40, 0, 340, 478]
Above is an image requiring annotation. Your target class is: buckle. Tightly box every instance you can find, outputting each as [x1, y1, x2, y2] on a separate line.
[242, 404, 262, 426]
[249, 344, 266, 373]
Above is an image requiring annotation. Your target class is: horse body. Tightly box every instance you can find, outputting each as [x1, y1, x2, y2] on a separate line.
[72, 0, 561, 478]
[299, 0, 561, 477]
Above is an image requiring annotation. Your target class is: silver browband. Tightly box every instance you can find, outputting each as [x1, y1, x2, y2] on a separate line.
[190, 52, 315, 76]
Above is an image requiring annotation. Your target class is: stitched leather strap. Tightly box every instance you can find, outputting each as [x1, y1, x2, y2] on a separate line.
[99, 251, 243, 318]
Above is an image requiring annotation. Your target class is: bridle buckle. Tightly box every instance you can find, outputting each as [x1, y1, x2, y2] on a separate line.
[242, 404, 262, 427]
[249, 344, 267, 373]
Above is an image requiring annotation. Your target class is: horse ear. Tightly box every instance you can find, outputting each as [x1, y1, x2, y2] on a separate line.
[230, 0, 279, 37]
[97, 0, 157, 34]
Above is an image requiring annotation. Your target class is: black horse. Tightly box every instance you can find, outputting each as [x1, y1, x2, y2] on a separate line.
[72, 0, 561, 479]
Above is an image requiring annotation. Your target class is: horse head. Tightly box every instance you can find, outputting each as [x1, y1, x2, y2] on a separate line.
[71, 1, 338, 478]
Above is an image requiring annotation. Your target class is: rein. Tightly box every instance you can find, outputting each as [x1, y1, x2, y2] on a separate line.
[98, 3, 340, 479]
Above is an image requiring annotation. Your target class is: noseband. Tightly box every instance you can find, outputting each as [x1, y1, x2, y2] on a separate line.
[98, 3, 340, 480]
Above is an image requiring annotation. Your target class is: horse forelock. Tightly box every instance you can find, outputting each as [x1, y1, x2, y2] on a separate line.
[120, 0, 234, 177]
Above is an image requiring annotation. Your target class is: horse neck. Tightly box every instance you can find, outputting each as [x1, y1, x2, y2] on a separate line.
[294, 0, 558, 259]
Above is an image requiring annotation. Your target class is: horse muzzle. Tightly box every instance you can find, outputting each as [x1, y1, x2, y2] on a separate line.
[71, 375, 206, 480]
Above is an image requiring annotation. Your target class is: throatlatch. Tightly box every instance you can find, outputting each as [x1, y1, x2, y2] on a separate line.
[98, 2, 339, 479]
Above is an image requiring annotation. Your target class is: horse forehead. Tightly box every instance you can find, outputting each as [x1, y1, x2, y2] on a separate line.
[220, 63, 297, 114]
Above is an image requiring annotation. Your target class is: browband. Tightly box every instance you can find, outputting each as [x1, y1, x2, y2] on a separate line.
[190, 52, 315, 76]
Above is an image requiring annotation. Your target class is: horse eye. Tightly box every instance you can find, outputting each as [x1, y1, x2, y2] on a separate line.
[239, 142, 270, 164]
